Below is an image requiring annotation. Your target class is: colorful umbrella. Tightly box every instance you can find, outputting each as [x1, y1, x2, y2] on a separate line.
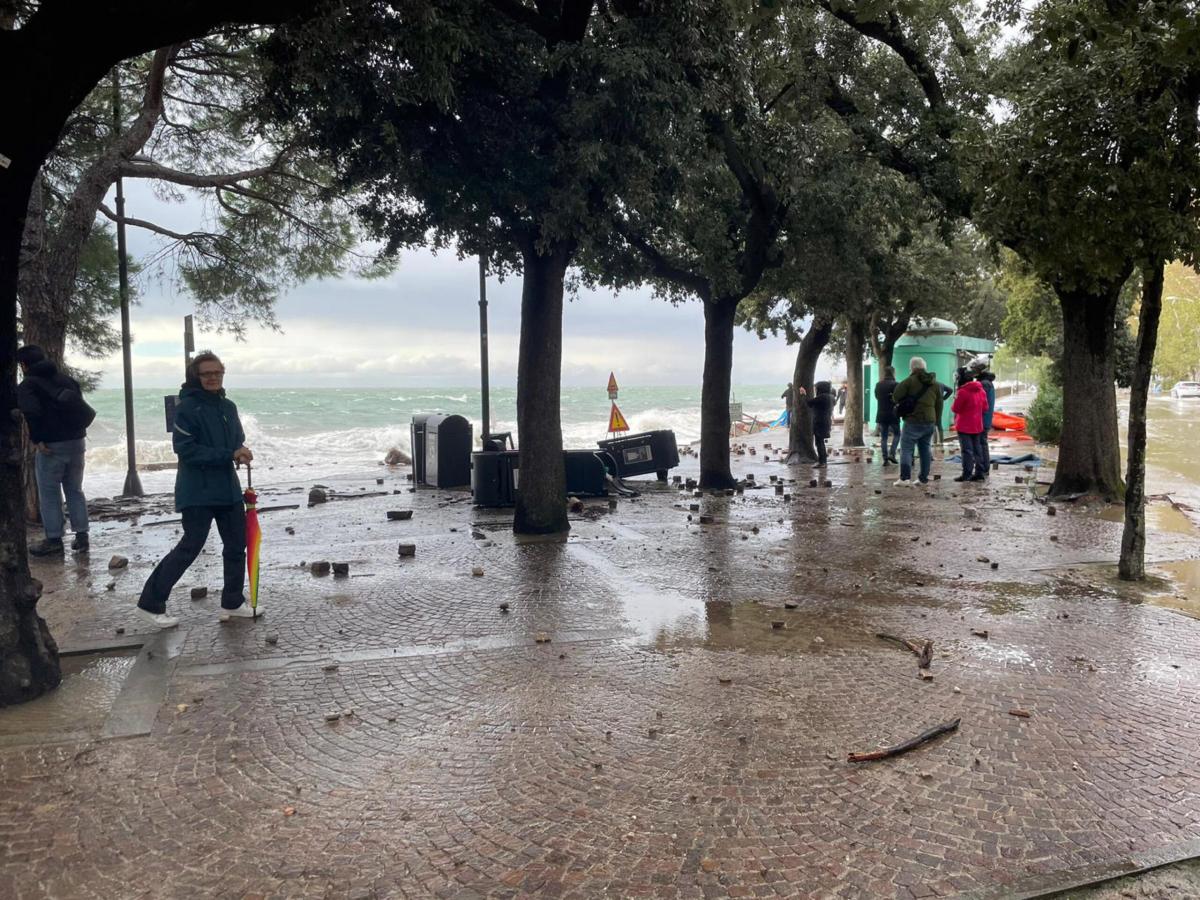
[244, 464, 262, 611]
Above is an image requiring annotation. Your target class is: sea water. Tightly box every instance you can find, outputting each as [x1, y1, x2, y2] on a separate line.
[82, 385, 792, 497]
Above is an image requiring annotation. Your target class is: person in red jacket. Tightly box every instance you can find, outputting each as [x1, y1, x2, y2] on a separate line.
[951, 377, 989, 482]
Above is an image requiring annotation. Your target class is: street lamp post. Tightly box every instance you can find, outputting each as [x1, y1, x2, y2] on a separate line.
[478, 255, 490, 442]
[112, 67, 143, 498]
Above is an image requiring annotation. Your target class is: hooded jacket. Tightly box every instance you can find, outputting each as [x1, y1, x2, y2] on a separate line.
[807, 381, 835, 439]
[891, 370, 944, 425]
[978, 372, 996, 431]
[951, 380, 988, 435]
[873, 377, 899, 425]
[172, 381, 246, 510]
[17, 359, 89, 443]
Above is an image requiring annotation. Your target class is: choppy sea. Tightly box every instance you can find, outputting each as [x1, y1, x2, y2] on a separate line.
[83, 385, 791, 497]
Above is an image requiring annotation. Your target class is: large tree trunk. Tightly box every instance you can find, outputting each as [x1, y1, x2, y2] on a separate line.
[1051, 285, 1124, 500]
[513, 240, 571, 535]
[787, 316, 833, 464]
[842, 317, 865, 447]
[1119, 261, 1164, 581]
[1, 146, 62, 706]
[700, 297, 738, 490]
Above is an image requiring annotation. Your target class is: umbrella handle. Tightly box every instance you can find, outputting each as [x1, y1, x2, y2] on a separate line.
[245, 461, 252, 489]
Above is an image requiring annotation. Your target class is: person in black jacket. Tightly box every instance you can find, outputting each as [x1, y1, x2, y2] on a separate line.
[16, 345, 91, 557]
[802, 381, 835, 466]
[873, 366, 900, 465]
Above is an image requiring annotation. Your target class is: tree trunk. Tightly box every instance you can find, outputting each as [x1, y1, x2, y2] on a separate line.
[1051, 285, 1125, 500]
[0, 148, 62, 706]
[842, 317, 865, 447]
[700, 297, 738, 490]
[787, 316, 833, 464]
[1119, 261, 1164, 581]
[513, 240, 571, 535]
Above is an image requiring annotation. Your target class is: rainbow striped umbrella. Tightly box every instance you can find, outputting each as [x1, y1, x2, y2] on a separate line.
[244, 480, 262, 612]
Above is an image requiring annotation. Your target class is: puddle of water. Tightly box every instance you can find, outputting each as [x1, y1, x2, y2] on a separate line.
[0, 651, 137, 744]
[1143, 559, 1200, 618]
[1097, 502, 1197, 536]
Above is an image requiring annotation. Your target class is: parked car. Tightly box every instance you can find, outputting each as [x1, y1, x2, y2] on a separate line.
[1170, 381, 1200, 399]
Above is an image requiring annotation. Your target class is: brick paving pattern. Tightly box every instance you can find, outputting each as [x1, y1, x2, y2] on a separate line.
[3, 446, 1200, 898]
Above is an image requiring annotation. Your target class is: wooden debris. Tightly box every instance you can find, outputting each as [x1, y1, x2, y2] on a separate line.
[1008, 708, 1032, 718]
[876, 633, 934, 669]
[848, 718, 961, 763]
[971, 629, 989, 639]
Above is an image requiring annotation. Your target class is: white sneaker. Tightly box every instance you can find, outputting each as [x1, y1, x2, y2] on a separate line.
[220, 603, 263, 620]
[893, 478, 913, 487]
[137, 608, 180, 629]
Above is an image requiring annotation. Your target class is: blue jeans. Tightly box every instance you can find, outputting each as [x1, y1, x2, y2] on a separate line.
[879, 421, 900, 459]
[958, 432, 986, 478]
[899, 422, 935, 482]
[34, 438, 88, 540]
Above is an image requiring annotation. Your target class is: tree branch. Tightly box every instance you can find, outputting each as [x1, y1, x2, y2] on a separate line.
[97, 200, 215, 243]
[611, 216, 711, 299]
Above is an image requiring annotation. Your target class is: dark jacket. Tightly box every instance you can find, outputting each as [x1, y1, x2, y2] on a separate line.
[17, 359, 89, 443]
[892, 370, 944, 425]
[808, 381, 835, 439]
[873, 378, 899, 425]
[172, 382, 246, 510]
[978, 373, 996, 431]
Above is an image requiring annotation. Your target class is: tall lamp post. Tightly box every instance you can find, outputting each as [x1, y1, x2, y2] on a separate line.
[112, 67, 143, 498]
[478, 255, 490, 442]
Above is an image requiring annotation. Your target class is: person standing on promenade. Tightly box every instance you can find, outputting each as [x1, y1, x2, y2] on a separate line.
[16, 345, 94, 558]
[835, 382, 848, 416]
[137, 351, 261, 628]
[873, 366, 900, 466]
[801, 381, 835, 467]
[972, 360, 996, 476]
[891, 357, 943, 487]
[951, 376, 989, 482]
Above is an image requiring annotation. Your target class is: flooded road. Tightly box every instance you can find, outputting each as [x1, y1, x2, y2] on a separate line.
[1133, 394, 1200, 503]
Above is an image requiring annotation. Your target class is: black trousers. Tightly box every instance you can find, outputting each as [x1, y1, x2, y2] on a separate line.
[139, 504, 246, 613]
[815, 436, 828, 465]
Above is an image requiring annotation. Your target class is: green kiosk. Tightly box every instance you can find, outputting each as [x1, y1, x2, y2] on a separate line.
[863, 318, 997, 433]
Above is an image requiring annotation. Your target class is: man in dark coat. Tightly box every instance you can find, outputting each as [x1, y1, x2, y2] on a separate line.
[137, 351, 260, 628]
[803, 381, 835, 466]
[873, 366, 900, 465]
[17, 345, 92, 557]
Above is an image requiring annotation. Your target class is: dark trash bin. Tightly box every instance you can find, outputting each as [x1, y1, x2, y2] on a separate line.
[410, 414, 433, 485]
[471, 449, 611, 506]
[471, 449, 519, 507]
[419, 414, 473, 488]
[597, 430, 680, 480]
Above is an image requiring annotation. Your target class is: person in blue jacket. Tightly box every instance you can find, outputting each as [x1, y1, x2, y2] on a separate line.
[971, 359, 996, 477]
[137, 351, 261, 628]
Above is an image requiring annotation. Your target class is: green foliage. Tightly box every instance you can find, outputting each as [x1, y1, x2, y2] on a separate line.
[1155, 263, 1200, 382]
[1026, 378, 1064, 445]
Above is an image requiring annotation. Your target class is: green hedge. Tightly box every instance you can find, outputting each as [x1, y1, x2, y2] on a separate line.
[1026, 379, 1063, 444]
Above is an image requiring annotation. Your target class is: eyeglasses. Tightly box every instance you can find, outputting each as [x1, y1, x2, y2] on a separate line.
[198, 370, 225, 379]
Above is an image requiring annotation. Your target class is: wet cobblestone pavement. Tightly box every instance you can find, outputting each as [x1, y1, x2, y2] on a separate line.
[4, 443, 1200, 898]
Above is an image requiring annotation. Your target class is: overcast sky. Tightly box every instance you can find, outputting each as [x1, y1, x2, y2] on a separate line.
[68, 181, 834, 391]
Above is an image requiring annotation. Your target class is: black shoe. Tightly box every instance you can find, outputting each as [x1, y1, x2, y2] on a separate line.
[888, 456, 900, 464]
[882, 459, 892, 467]
[953, 475, 968, 482]
[71, 533, 90, 552]
[29, 538, 64, 557]
[970, 474, 987, 482]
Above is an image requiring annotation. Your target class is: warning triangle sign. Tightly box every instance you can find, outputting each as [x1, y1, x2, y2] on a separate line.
[608, 402, 629, 433]
[606, 371, 619, 398]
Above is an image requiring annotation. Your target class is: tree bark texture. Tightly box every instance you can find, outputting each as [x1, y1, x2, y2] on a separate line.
[514, 241, 571, 535]
[700, 297, 738, 489]
[1051, 286, 1124, 500]
[1119, 261, 1164, 581]
[787, 316, 833, 464]
[842, 317, 866, 447]
[0, 0, 323, 705]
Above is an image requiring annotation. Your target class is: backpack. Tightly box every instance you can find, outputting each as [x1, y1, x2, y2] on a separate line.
[895, 379, 933, 419]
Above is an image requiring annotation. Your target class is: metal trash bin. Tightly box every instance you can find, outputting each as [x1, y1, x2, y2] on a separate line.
[597, 430, 680, 481]
[410, 414, 432, 485]
[471, 449, 519, 506]
[564, 450, 609, 496]
[424, 414, 473, 487]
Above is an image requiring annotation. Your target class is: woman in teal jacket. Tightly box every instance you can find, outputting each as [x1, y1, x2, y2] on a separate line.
[138, 351, 260, 628]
